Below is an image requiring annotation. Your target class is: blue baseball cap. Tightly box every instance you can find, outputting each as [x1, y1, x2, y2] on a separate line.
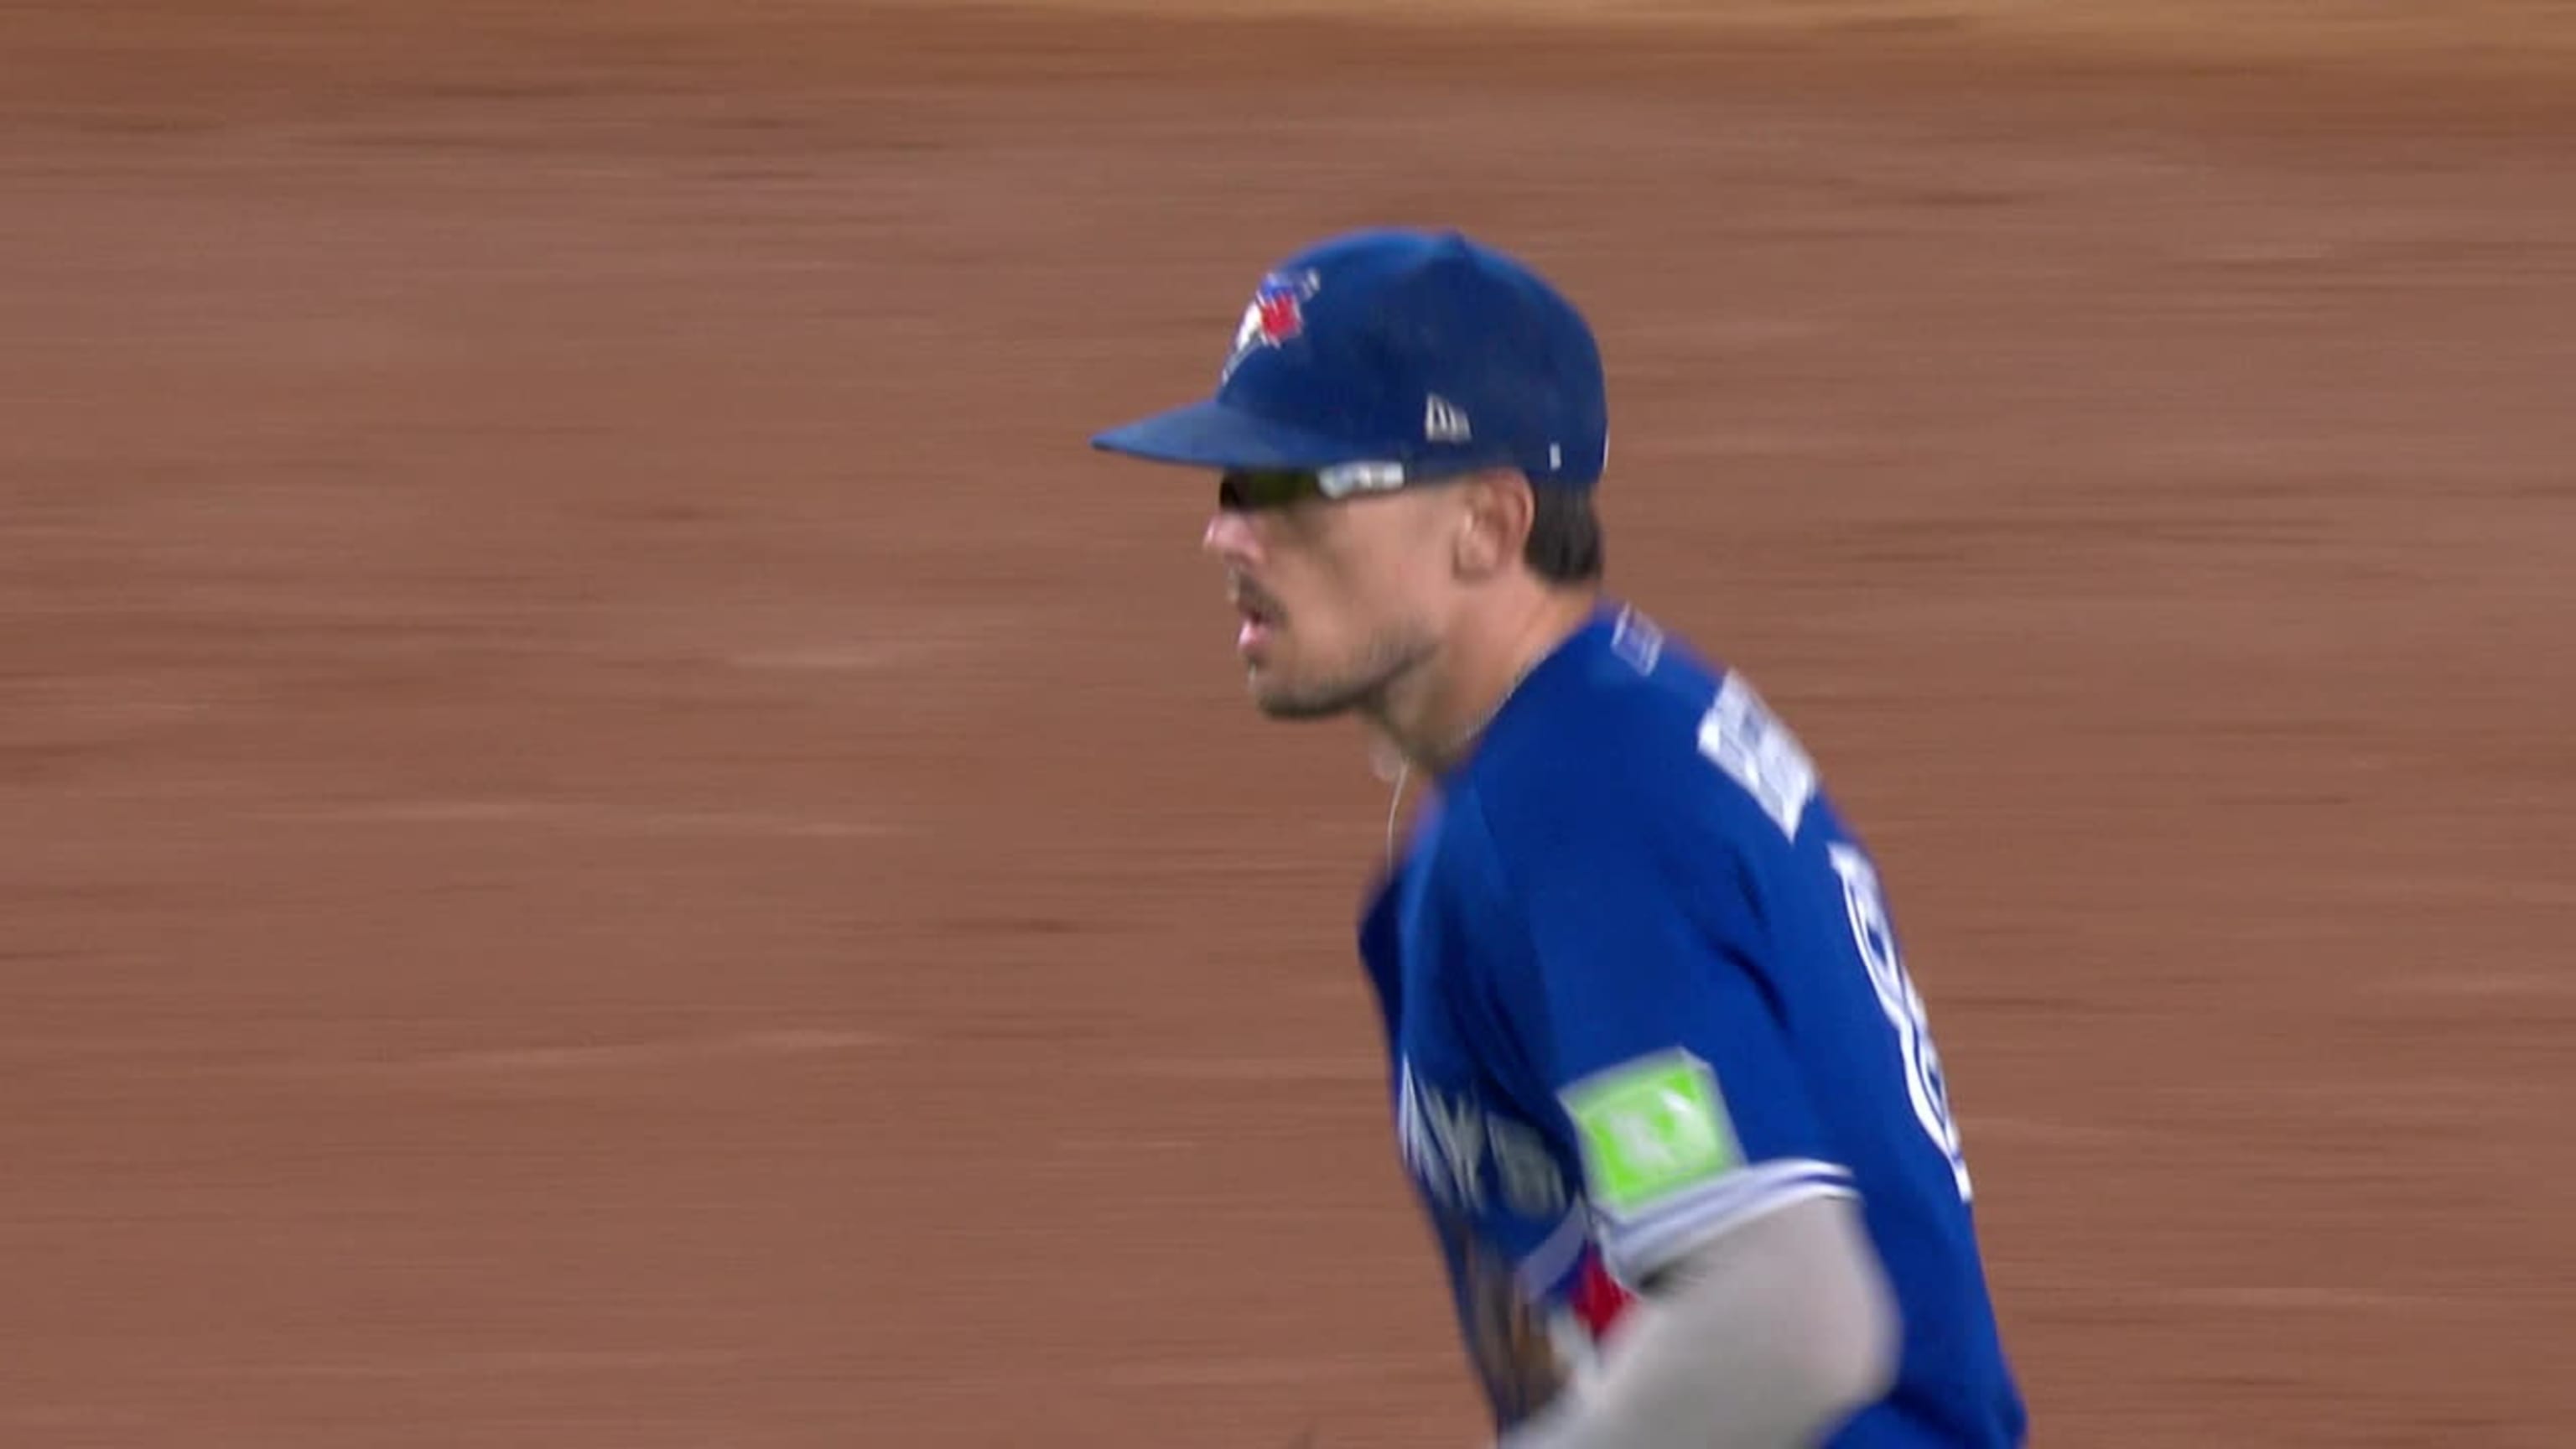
[1091, 228, 1608, 497]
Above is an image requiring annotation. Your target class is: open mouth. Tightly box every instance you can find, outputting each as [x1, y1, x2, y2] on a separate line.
[1231, 584, 1281, 657]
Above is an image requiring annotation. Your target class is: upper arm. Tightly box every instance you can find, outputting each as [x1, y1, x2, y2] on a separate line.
[1472, 778, 1855, 1290]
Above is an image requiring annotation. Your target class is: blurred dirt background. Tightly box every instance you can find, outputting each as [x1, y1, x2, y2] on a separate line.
[3, 2, 2570, 1445]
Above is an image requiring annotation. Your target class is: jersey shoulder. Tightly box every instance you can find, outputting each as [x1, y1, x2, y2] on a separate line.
[1461, 605, 1833, 878]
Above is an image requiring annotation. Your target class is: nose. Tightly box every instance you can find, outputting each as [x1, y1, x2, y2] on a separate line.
[1202, 505, 1260, 562]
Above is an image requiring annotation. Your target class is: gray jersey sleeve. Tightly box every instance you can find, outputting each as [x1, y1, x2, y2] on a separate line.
[1499, 1194, 1902, 1449]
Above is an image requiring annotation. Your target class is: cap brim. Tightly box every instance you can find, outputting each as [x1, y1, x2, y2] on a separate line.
[1090, 398, 1368, 471]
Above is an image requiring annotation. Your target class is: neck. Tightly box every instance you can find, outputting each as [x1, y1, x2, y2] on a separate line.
[1370, 585, 1600, 776]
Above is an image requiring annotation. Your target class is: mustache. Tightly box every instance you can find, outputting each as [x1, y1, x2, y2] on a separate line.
[1229, 574, 1285, 619]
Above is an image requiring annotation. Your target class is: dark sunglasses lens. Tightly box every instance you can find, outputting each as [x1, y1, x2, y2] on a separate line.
[1218, 470, 1321, 511]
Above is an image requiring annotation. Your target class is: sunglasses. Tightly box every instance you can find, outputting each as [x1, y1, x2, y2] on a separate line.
[1218, 470, 1337, 512]
[1218, 460, 1492, 512]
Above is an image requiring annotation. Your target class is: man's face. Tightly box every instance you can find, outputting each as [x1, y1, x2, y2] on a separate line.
[1202, 470, 1466, 719]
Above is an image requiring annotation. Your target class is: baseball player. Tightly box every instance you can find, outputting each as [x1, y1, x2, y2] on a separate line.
[1092, 228, 2028, 1448]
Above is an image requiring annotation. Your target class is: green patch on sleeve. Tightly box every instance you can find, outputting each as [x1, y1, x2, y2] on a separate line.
[1561, 1051, 1742, 1216]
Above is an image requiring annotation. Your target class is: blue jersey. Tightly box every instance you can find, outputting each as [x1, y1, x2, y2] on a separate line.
[1358, 604, 2027, 1446]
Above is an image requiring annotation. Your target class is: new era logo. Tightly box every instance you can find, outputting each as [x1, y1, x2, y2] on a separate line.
[1424, 393, 1472, 444]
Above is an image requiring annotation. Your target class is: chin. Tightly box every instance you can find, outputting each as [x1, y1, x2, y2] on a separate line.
[1248, 670, 1361, 722]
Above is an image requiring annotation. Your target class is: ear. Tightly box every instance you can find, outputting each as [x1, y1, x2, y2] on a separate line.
[1452, 472, 1535, 580]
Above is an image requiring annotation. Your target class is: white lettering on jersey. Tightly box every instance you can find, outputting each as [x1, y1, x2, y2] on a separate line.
[1398, 1060, 1570, 1219]
[1696, 673, 1818, 839]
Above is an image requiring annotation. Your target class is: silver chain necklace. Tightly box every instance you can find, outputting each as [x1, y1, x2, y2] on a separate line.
[1379, 653, 1543, 865]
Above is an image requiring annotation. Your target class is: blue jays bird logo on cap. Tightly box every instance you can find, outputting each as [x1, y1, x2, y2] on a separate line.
[1222, 269, 1321, 380]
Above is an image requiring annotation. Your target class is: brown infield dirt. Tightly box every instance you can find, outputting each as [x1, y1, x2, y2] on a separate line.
[2, 2, 2570, 1446]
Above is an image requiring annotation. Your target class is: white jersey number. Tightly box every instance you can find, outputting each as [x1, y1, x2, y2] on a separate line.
[1828, 844, 1975, 1202]
[1694, 675, 1974, 1202]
